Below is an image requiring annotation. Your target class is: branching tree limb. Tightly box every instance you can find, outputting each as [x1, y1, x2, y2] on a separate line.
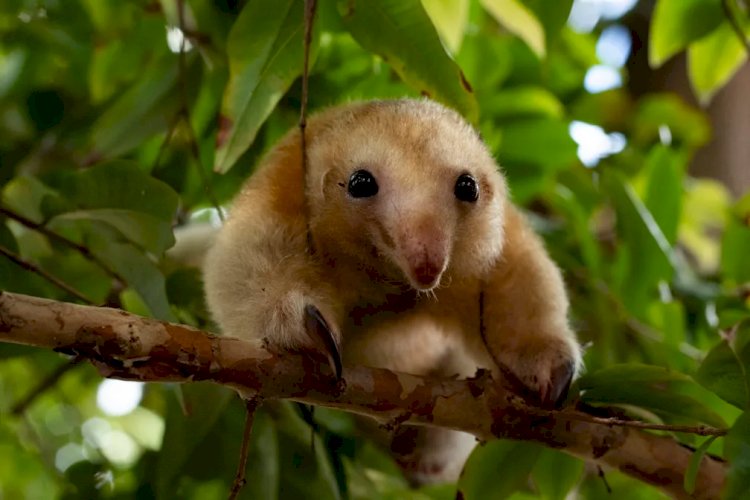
[0, 291, 726, 499]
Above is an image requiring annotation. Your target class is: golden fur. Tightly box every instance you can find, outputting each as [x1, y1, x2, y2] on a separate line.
[203, 98, 581, 483]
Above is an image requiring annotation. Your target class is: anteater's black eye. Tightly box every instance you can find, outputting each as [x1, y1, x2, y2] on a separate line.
[347, 169, 379, 198]
[454, 173, 479, 202]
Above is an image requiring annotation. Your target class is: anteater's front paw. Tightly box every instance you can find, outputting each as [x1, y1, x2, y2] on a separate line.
[497, 338, 581, 408]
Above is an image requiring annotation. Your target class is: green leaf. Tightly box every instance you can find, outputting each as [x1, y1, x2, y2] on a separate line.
[40, 161, 178, 255]
[45, 161, 179, 221]
[484, 86, 564, 120]
[649, 0, 723, 68]
[90, 58, 179, 158]
[606, 173, 675, 313]
[340, 0, 478, 122]
[480, 0, 545, 58]
[421, 0, 470, 54]
[499, 118, 577, 169]
[214, 0, 309, 173]
[580, 364, 726, 428]
[532, 449, 584, 500]
[684, 435, 718, 495]
[458, 440, 542, 499]
[156, 384, 234, 499]
[631, 94, 710, 149]
[274, 403, 342, 499]
[725, 412, 750, 498]
[688, 22, 748, 104]
[642, 145, 685, 245]
[696, 339, 749, 409]
[87, 229, 174, 320]
[722, 218, 750, 284]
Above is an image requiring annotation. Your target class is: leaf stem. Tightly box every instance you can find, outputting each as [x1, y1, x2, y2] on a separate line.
[0, 245, 94, 304]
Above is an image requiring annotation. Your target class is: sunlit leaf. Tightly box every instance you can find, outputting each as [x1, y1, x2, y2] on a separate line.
[340, 0, 478, 122]
[214, 0, 308, 173]
[688, 22, 748, 104]
[421, 0, 469, 54]
[480, 0, 545, 58]
[649, 0, 723, 68]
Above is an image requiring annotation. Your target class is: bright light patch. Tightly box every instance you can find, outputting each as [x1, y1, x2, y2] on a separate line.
[568, 0, 638, 33]
[166, 26, 193, 54]
[569, 121, 626, 167]
[55, 443, 87, 472]
[99, 430, 140, 466]
[97, 380, 144, 417]
[191, 206, 226, 227]
[658, 124, 673, 146]
[584, 65, 622, 93]
[597, 24, 631, 68]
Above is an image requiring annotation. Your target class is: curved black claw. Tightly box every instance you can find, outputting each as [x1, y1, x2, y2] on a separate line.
[304, 304, 342, 379]
[546, 361, 575, 409]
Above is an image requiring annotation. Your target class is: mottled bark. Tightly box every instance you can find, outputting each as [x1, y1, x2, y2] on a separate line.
[0, 291, 726, 499]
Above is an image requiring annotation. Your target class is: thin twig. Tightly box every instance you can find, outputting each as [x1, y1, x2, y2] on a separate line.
[176, 0, 224, 221]
[228, 397, 262, 500]
[0, 206, 125, 284]
[722, 0, 750, 55]
[300, 0, 318, 254]
[0, 245, 94, 304]
[12, 357, 83, 415]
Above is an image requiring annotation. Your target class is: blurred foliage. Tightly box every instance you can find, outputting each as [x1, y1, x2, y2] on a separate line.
[1, 0, 750, 498]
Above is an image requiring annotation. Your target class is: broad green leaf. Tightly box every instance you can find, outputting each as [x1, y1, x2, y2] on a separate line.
[214, 0, 309, 173]
[499, 118, 577, 169]
[1, 175, 59, 223]
[41, 161, 178, 254]
[340, 0, 478, 122]
[45, 162, 179, 222]
[87, 229, 174, 320]
[421, 0, 469, 54]
[684, 435, 718, 495]
[722, 216, 750, 284]
[688, 22, 748, 104]
[580, 364, 726, 428]
[457, 440, 543, 499]
[524, 0, 574, 47]
[606, 173, 675, 313]
[631, 94, 710, 149]
[480, 0, 545, 58]
[696, 339, 749, 409]
[679, 179, 731, 274]
[649, 0, 723, 68]
[532, 449, 584, 500]
[643, 145, 685, 245]
[90, 58, 179, 159]
[155, 384, 234, 499]
[725, 412, 750, 498]
[274, 402, 342, 500]
[484, 86, 564, 120]
[52, 209, 173, 255]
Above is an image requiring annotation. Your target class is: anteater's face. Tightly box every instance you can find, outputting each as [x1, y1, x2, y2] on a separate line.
[307, 99, 507, 291]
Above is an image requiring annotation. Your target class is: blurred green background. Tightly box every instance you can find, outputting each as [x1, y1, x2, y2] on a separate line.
[1, 0, 750, 498]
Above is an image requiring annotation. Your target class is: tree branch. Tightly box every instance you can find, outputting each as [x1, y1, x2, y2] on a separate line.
[0, 291, 726, 499]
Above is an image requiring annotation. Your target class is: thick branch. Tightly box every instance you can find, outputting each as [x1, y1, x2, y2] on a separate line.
[0, 291, 726, 499]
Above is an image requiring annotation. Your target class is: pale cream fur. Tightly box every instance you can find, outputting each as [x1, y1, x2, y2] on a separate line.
[203, 98, 581, 483]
